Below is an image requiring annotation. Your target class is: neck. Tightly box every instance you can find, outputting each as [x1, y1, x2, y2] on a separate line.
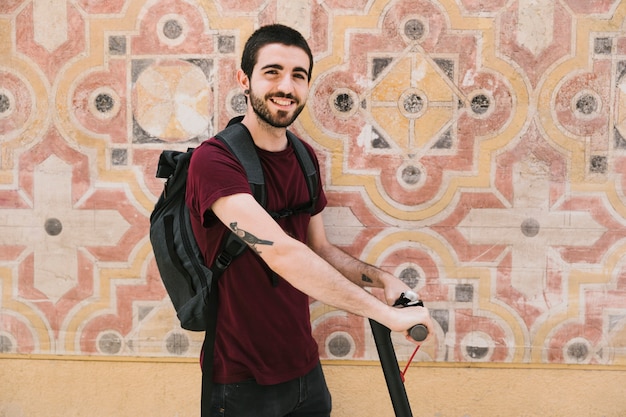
[241, 114, 289, 152]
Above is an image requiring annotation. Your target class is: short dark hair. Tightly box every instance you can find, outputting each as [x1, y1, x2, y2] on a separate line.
[241, 24, 313, 81]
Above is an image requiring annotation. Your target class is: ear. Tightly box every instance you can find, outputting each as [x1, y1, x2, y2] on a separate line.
[236, 69, 249, 93]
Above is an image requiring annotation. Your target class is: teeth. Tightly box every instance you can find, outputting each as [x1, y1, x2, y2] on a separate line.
[273, 98, 291, 106]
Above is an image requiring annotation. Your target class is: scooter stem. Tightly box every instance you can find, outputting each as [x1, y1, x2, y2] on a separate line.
[369, 319, 413, 417]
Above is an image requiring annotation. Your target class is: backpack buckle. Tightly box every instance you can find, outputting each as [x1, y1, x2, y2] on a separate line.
[214, 252, 233, 271]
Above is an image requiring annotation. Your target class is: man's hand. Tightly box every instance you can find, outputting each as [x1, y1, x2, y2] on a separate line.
[381, 272, 413, 306]
[395, 305, 433, 344]
[390, 291, 432, 343]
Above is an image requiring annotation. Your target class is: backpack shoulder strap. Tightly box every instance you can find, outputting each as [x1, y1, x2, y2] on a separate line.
[215, 123, 266, 207]
[287, 130, 319, 213]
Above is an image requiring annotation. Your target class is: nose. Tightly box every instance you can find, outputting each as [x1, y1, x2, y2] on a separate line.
[276, 74, 296, 94]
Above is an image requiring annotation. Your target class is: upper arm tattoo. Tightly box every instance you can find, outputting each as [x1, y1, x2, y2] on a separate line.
[229, 222, 274, 254]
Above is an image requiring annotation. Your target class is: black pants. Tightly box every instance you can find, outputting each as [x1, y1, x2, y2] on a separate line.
[209, 362, 332, 417]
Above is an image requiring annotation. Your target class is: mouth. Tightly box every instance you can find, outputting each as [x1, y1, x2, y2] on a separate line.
[269, 96, 296, 109]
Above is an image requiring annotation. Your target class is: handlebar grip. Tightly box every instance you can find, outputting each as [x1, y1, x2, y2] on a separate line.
[408, 324, 428, 342]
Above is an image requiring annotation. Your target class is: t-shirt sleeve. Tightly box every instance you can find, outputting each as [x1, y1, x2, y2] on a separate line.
[186, 138, 251, 227]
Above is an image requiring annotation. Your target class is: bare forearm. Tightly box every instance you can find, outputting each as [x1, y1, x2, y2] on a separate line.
[258, 237, 429, 337]
[313, 243, 391, 289]
[269, 239, 402, 327]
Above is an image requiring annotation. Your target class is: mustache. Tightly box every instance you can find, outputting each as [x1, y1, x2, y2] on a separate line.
[266, 92, 297, 101]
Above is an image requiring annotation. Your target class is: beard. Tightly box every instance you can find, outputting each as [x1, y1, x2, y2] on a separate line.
[248, 89, 305, 128]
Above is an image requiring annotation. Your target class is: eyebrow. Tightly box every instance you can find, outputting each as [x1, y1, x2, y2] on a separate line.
[260, 63, 310, 79]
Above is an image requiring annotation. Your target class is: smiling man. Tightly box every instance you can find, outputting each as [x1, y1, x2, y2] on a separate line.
[186, 24, 432, 417]
[243, 45, 308, 129]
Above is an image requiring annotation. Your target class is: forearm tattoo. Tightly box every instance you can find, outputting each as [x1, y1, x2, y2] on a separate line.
[229, 222, 274, 254]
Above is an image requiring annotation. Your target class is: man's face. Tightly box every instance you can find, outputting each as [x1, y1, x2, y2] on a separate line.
[247, 43, 310, 128]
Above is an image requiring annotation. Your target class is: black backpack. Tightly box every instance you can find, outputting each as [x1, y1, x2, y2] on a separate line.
[149, 121, 319, 331]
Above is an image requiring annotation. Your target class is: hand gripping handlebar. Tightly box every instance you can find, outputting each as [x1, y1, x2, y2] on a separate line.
[392, 291, 429, 342]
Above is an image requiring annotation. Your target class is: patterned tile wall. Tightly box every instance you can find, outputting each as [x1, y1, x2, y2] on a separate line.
[1, 0, 626, 366]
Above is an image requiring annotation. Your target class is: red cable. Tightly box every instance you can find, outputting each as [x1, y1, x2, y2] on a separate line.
[400, 345, 420, 382]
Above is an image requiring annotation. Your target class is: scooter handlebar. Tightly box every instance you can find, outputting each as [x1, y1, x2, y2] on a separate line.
[408, 323, 428, 342]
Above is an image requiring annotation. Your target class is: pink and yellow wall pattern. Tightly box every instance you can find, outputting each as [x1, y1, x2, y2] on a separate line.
[2, 0, 626, 368]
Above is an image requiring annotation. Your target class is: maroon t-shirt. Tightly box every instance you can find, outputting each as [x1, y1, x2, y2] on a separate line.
[185, 130, 327, 385]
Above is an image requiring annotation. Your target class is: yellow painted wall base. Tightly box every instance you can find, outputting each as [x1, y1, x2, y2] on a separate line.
[1, 357, 625, 416]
